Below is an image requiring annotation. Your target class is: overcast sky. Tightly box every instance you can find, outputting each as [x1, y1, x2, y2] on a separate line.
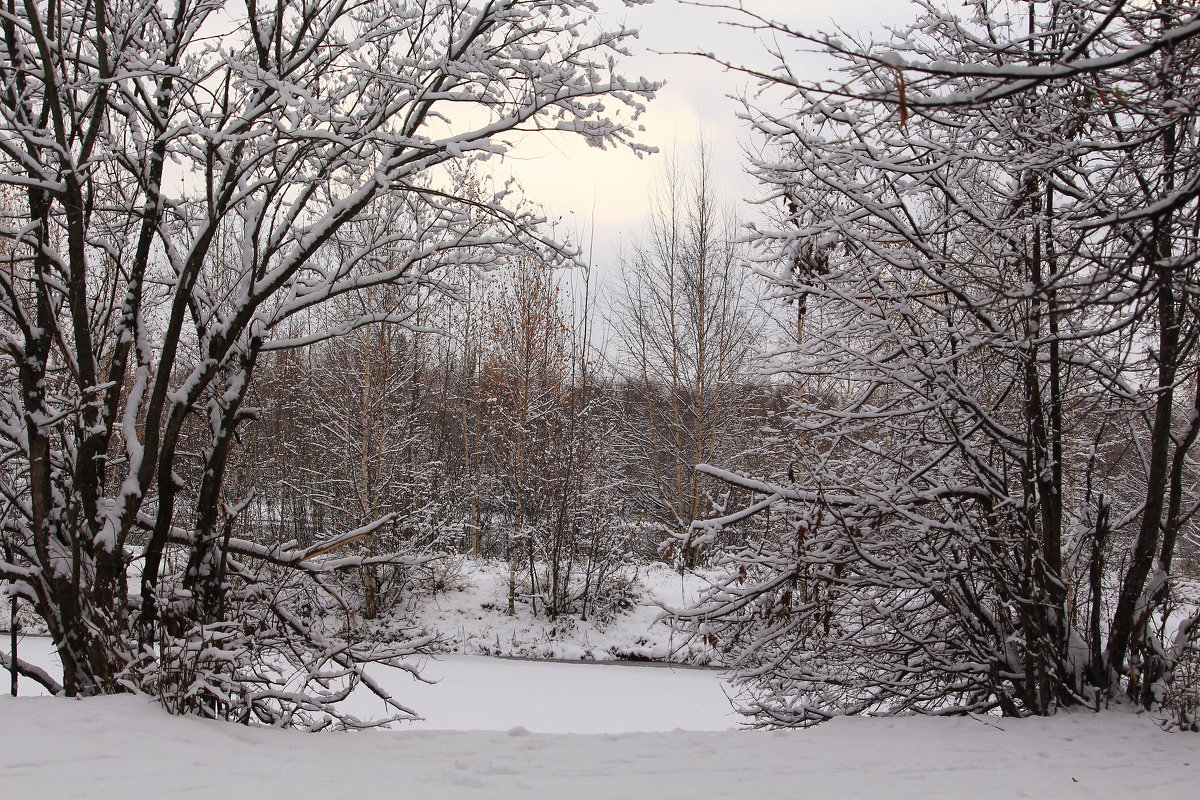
[497, 0, 921, 274]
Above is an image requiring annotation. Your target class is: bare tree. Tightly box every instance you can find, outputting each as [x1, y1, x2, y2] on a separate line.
[614, 145, 763, 566]
[0, 0, 654, 726]
[676, 0, 1200, 727]
[476, 261, 574, 614]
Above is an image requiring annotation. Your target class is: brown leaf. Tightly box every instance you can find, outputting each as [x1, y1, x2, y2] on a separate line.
[894, 69, 908, 129]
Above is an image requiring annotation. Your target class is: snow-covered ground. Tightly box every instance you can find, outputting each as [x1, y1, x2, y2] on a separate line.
[1, 691, 1194, 799]
[4, 566, 1196, 798]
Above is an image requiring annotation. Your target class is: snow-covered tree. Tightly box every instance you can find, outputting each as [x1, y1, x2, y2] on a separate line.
[678, 0, 1200, 726]
[0, 0, 654, 726]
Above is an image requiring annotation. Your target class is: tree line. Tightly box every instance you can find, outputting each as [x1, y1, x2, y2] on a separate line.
[221, 150, 778, 622]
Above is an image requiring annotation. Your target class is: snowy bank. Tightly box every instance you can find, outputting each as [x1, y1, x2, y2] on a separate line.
[360, 558, 718, 664]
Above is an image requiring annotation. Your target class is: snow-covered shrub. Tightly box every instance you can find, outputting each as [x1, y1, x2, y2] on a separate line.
[578, 571, 641, 626]
[1160, 644, 1200, 732]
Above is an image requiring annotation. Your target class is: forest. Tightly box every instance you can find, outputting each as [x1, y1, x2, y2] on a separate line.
[1, 0, 1199, 745]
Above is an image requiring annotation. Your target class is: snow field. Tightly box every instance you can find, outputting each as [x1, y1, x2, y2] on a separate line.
[1, 693, 1194, 799]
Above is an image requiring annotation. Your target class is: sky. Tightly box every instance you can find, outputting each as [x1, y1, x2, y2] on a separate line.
[496, 0, 922, 275]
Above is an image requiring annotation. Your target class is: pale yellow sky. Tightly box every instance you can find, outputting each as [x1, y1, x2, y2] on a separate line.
[496, 0, 920, 272]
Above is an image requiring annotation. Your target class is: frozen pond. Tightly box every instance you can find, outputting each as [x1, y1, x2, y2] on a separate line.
[4, 635, 738, 733]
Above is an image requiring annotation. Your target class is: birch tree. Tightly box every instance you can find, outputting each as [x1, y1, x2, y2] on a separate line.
[614, 146, 762, 567]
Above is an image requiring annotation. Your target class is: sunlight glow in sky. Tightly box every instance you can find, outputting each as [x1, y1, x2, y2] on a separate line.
[499, 0, 920, 272]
